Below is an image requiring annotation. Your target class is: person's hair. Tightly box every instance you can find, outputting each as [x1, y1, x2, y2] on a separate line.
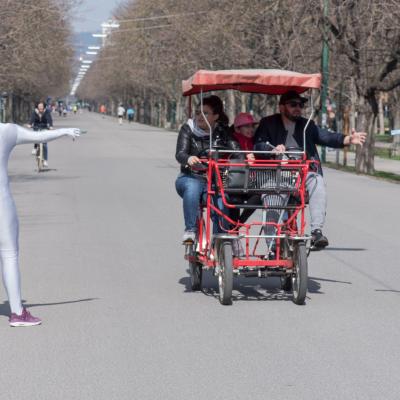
[202, 95, 229, 126]
[36, 101, 46, 108]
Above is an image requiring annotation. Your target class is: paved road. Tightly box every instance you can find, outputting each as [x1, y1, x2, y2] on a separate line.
[1, 112, 399, 399]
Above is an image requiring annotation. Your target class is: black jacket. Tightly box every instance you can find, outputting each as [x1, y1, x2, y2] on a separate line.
[175, 122, 239, 174]
[30, 109, 53, 130]
[254, 114, 346, 175]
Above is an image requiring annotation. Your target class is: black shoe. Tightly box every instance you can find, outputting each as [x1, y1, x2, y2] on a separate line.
[311, 229, 329, 249]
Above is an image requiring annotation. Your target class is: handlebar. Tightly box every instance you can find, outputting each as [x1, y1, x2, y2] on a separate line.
[188, 159, 209, 172]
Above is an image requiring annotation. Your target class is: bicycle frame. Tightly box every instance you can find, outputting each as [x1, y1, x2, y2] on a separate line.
[182, 69, 322, 304]
[191, 155, 312, 270]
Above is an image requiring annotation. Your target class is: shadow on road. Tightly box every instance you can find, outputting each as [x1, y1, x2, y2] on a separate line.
[178, 271, 345, 302]
[0, 298, 98, 317]
[323, 247, 367, 251]
[9, 174, 79, 183]
[374, 289, 400, 293]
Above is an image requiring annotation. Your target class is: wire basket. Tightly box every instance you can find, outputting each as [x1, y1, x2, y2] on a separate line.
[221, 166, 301, 193]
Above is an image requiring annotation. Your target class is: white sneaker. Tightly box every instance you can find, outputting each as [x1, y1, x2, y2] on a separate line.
[43, 160, 48, 167]
[182, 231, 196, 243]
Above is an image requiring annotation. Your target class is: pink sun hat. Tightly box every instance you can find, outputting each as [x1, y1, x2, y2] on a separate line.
[234, 112, 258, 129]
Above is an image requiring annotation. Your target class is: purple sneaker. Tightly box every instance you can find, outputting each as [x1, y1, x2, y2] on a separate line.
[9, 309, 42, 327]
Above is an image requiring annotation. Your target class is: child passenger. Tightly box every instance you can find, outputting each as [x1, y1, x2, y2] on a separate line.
[229, 112, 260, 225]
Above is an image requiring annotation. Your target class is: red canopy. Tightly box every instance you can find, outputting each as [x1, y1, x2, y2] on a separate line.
[182, 69, 321, 96]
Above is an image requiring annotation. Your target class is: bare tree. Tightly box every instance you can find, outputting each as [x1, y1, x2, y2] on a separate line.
[0, 0, 75, 121]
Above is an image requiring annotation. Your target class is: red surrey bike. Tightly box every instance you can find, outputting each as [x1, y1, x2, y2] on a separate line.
[182, 69, 322, 305]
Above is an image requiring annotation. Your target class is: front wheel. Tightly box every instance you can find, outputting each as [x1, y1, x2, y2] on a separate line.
[189, 259, 202, 291]
[291, 242, 308, 305]
[218, 241, 233, 305]
[186, 243, 202, 291]
[37, 143, 44, 172]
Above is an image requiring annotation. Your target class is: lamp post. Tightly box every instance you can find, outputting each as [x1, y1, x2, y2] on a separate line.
[320, 0, 329, 163]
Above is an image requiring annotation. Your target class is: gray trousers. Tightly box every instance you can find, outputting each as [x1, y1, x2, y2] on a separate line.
[306, 172, 327, 231]
[263, 172, 327, 244]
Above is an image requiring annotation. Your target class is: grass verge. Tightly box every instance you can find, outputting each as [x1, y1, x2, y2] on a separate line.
[323, 161, 400, 183]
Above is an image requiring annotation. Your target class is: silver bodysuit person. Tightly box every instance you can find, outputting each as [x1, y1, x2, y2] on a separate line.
[0, 123, 79, 319]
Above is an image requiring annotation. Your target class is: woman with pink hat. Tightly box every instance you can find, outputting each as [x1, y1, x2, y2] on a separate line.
[232, 112, 257, 161]
[229, 112, 260, 225]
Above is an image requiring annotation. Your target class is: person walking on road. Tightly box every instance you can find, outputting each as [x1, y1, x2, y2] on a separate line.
[126, 106, 135, 123]
[100, 104, 106, 118]
[254, 90, 366, 249]
[0, 123, 80, 326]
[117, 104, 125, 125]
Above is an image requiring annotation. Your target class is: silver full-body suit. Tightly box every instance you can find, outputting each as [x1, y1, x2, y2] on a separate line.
[0, 123, 79, 314]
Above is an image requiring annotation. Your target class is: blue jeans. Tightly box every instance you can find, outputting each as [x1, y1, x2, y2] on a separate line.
[175, 174, 229, 234]
[175, 174, 206, 232]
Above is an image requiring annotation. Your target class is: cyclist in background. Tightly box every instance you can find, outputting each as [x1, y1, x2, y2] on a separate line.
[27, 101, 53, 167]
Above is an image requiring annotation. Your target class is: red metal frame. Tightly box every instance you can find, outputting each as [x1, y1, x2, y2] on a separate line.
[182, 69, 321, 274]
[188, 156, 313, 272]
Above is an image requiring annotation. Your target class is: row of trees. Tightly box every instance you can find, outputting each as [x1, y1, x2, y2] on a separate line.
[78, 0, 400, 173]
[0, 0, 75, 122]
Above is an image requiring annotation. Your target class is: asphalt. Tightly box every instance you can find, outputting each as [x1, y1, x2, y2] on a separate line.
[1, 111, 399, 399]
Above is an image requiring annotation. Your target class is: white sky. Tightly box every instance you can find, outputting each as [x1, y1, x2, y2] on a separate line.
[73, 0, 120, 32]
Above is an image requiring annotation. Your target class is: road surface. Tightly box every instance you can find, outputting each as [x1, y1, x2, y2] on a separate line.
[1, 112, 399, 399]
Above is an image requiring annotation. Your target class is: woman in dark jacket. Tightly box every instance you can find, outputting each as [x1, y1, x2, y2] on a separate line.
[175, 95, 238, 242]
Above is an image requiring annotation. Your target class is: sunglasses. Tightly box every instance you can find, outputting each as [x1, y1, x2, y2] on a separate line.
[286, 101, 305, 109]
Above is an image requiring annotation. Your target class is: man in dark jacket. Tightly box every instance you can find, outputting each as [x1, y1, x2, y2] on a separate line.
[254, 90, 366, 249]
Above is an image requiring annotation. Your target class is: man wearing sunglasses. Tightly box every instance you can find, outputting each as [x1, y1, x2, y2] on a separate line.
[254, 90, 366, 249]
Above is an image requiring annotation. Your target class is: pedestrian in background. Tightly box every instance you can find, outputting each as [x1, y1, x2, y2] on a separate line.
[127, 106, 135, 123]
[100, 104, 106, 118]
[117, 104, 125, 125]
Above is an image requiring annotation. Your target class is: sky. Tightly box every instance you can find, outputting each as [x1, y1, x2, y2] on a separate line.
[73, 0, 120, 32]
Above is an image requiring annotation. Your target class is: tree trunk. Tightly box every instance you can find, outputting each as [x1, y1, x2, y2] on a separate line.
[355, 94, 376, 174]
[225, 90, 235, 125]
[378, 92, 385, 135]
[240, 93, 247, 112]
[343, 106, 351, 167]
[175, 97, 182, 127]
[392, 106, 400, 156]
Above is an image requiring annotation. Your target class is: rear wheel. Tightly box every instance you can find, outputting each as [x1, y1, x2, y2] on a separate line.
[218, 241, 233, 305]
[291, 242, 308, 305]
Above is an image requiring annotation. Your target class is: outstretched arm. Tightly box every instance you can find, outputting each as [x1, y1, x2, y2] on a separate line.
[15, 125, 80, 145]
